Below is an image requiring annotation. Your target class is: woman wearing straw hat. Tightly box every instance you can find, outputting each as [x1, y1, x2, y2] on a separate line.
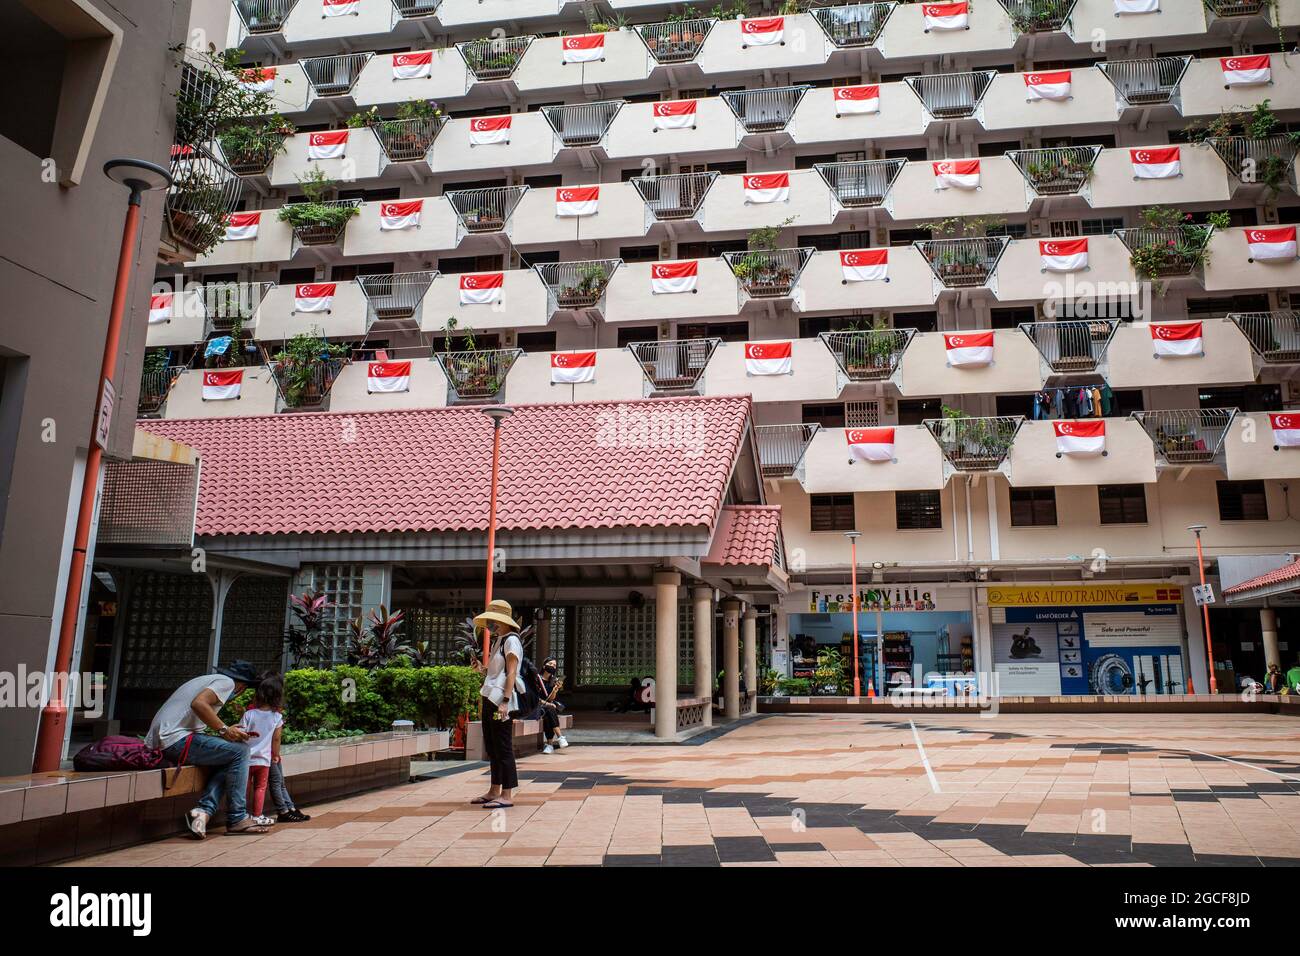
[470, 598, 524, 809]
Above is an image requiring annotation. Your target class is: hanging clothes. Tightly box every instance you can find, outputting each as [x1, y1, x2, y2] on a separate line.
[1099, 383, 1114, 417]
[1091, 386, 1103, 418]
[1053, 388, 1065, 418]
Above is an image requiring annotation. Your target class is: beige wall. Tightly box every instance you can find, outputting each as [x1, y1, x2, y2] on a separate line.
[341, 197, 459, 257]
[1067, 0, 1206, 44]
[164, 366, 279, 418]
[1202, 227, 1300, 292]
[1104, 320, 1255, 390]
[695, 15, 828, 74]
[418, 270, 551, 332]
[352, 48, 471, 107]
[269, 127, 385, 188]
[994, 235, 1137, 304]
[898, 330, 1043, 397]
[514, 30, 651, 91]
[890, 157, 1029, 222]
[192, 213, 293, 268]
[509, 180, 648, 246]
[699, 168, 831, 233]
[1009, 419, 1158, 488]
[604, 259, 741, 323]
[429, 112, 557, 174]
[982, 68, 1118, 132]
[1180, 54, 1300, 118]
[799, 245, 936, 312]
[606, 98, 739, 160]
[875, 2, 1014, 60]
[790, 84, 924, 145]
[801, 425, 946, 493]
[145, 287, 206, 347]
[1225, 412, 1300, 481]
[1087, 143, 1232, 209]
[435, 0, 560, 27]
[281, 2, 398, 45]
[327, 358, 449, 412]
[501, 347, 649, 404]
[254, 282, 370, 341]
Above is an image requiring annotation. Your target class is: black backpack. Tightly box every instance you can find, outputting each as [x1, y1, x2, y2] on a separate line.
[511, 656, 542, 719]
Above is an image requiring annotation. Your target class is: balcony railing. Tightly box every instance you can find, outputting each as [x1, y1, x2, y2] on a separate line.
[723, 248, 814, 299]
[458, 36, 533, 81]
[162, 144, 243, 264]
[820, 329, 915, 382]
[218, 132, 289, 176]
[373, 116, 445, 163]
[998, 0, 1077, 33]
[1132, 408, 1237, 466]
[637, 18, 716, 64]
[1113, 226, 1211, 279]
[1019, 320, 1118, 374]
[924, 416, 1024, 472]
[756, 423, 821, 478]
[631, 172, 718, 221]
[447, 186, 528, 233]
[814, 159, 905, 208]
[1205, 136, 1299, 186]
[436, 349, 522, 402]
[392, 0, 442, 18]
[301, 53, 372, 98]
[812, 2, 896, 47]
[1228, 311, 1300, 364]
[915, 237, 1009, 289]
[283, 199, 362, 247]
[721, 86, 810, 134]
[202, 281, 273, 337]
[1203, 0, 1267, 16]
[234, 0, 298, 35]
[1008, 146, 1101, 197]
[542, 101, 624, 147]
[905, 71, 996, 120]
[1097, 56, 1191, 108]
[629, 338, 721, 394]
[272, 359, 347, 412]
[137, 365, 185, 417]
[535, 259, 621, 311]
[357, 271, 437, 324]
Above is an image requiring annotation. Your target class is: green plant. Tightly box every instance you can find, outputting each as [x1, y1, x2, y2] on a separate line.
[1128, 206, 1219, 294]
[813, 647, 846, 695]
[272, 328, 348, 406]
[759, 667, 780, 694]
[218, 115, 295, 169]
[776, 676, 811, 696]
[285, 590, 332, 664]
[347, 606, 409, 668]
[143, 348, 171, 376]
[171, 44, 285, 150]
[919, 215, 1006, 238]
[276, 170, 360, 233]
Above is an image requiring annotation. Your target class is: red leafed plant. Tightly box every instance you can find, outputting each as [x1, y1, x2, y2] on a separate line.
[285, 590, 332, 664]
[347, 606, 409, 669]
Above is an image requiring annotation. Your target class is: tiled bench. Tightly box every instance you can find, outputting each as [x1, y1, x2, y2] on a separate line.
[0, 729, 448, 866]
[464, 714, 573, 761]
[652, 696, 711, 731]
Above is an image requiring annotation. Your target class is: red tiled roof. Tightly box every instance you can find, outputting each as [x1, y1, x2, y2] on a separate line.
[141, 396, 752, 537]
[1223, 557, 1300, 596]
[704, 505, 783, 567]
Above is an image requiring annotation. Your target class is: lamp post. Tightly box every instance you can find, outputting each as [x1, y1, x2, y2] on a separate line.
[845, 531, 862, 698]
[480, 405, 513, 663]
[1188, 524, 1216, 695]
[33, 159, 173, 772]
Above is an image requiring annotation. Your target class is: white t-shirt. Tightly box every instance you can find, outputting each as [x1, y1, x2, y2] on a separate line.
[238, 708, 284, 767]
[480, 633, 524, 709]
[145, 674, 237, 749]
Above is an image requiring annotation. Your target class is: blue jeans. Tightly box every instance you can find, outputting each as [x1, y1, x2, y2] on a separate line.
[164, 734, 251, 825]
[268, 760, 295, 813]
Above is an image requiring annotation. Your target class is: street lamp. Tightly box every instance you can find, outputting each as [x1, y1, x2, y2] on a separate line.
[480, 405, 513, 664]
[845, 531, 862, 698]
[1188, 524, 1216, 695]
[33, 159, 172, 773]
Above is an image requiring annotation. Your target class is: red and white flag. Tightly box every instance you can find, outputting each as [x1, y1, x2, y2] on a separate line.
[1221, 55, 1271, 87]
[744, 341, 793, 376]
[1054, 420, 1106, 457]
[740, 16, 784, 46]
[551, 352, 597, 384]
[1130, 146, 1180, 179]
[367, 361, 411, 393]
[1269, 413, 1300, 448]
[459, 272, 503, 304]
[932, 159, 980, 190]
[148, 293, 173, 325]
[562, 34, 605, 63]
[240, 67, 276, 94]
[945, 331, 994, 367]
[203, 369, 243, 401]
[379, 200, 423, 230]
[1024, 70, 1071, 101]
[923, 1, 968, 30]
[294, 283, 337, 313]
[833, 85, 880, 115]
[1246, 226, 1297, 262]
[225, 211, 261, 241]
[651, 260, 698, 294]
[322, 0, 359, 16]
[840, 249, 888, 282]
[1114, 0, 1158, 13]
[743, 172, 789, 204]
[307, 130, 348, 160]
[468, 115, 511, 146]
[1039, 238, 1089, 273]
[556, 186, 599, 217]
[392, 51, 433, 80]
[1150, 321, 1203, 357]
[653, 100, 698, 130]
[847, 427, 896, 463]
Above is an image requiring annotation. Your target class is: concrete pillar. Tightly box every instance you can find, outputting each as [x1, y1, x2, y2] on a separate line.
[654, 570, 681, 739]
[1261, 607, 1280, 672]
[536, 610, 551, 664]
[722, 598, 741, 719]
[691, 585, 713, 727]
[742, 606, 757, 715]
[1182, 588, 1208, 695]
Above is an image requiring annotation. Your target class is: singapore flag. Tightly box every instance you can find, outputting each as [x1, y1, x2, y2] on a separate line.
[744, 341, 793, 376]
[293, 283, 337, 313]
[1269, 413, 1300, 448]
[1114, 0, 1158, 13]
[740, 16, 784, 46]
[932, 159, 980, 190]
[743, 173, 789, 204]
[840, 249, 888, 282]
[240, 67, 276, 94]
[562, 34, 604, 63]
[1221, 55, 1271, 87]
[1130, 146, 1180, 179]
[392, 51, 433, 80]
[923, 2, 968, 31]
[307, 130, 348, 160]
[367, 361, 411, 393]
[379, 200, 423, 230]
[945, 331, 995, 367]
[550, 351, 597, 384]
[1054, 420, 1106, 457]
[468, 116, 511, 146]
[1150, 321, 1203, 357]
[202, 369, 243, 401]
[847, 427, 896, 463]
[833, 85, 880, 116]
[650, 260, 698, 294]
[225, 212, 261, 241]
[556, 186, 599, 217]
[1024, 70, 1071, 101]
[459, 272, 503, 305]
[148, 293, 173, 325]
[322, 0, 359, 16]
[1039, 238, 1089, 273]
[1246, 227, 1297, 262]
[653, 100, 697, 130]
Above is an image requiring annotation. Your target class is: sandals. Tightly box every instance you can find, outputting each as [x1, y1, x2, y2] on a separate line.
[183, 808, 209, 840]
[481, 800, 513, 809]
[226, 816, 273, 835]
[470, 795, 496, 805]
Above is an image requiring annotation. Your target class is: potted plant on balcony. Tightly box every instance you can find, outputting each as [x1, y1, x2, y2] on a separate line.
[277, 169, 360, 245]
[219, 115, 295, 175]
[556, 263, 610, 308]
[1127, 206, 1227, 293]
[273, 329, 348, 408]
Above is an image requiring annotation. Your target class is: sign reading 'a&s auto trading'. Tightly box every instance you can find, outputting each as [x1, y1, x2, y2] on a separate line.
[987, 584, 1184, 607]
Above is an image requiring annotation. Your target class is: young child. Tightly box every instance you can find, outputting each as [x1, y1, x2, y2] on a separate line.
[238, 673, 284, 818]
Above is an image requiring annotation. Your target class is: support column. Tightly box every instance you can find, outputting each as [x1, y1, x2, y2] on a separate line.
[1261, 607, 1280, 673]
[742, 606, 757, 716]
[654, 570, 681, 740]
[691, 585, 713, 727]
[722, 598, 741, 719]
[536, 610, 551, 664]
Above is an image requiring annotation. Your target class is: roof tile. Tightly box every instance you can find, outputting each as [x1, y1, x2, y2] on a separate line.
[704, 505, 783, 567]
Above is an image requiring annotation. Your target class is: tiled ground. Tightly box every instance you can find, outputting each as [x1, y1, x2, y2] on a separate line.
[65, 713, 1300, 867]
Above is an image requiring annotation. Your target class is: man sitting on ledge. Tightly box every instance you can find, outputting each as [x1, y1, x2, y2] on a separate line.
[144, 659, 275, 838]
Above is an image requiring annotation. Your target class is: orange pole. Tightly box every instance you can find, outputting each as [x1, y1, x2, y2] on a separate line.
[1194, 532, 1218, 695]
[482, 418, 503, 664]
[33, 198, 142, 771]
[850, 538, 861, 698]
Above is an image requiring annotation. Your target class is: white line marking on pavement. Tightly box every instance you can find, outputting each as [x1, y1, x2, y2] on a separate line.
[1080, 719, 1300, 783]
[909, 719, 942, 793]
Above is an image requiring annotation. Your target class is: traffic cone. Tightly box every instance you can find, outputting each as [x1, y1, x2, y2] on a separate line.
[866, 678, 875, 698]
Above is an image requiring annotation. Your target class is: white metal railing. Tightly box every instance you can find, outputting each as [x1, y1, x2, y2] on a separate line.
[636, 18, 716, 64]
[357, 271, 437, 323]
[924, 416, 1024, 472]
[458, 36, 533, 81]
[756, 423, 821, 478]
[283, 199, 362, 247]
[998, 0, 1077, 32]
[812, 3, 896, 47]
[1228, 312, 1300, 364]
[271, 358, 348, 412]
[1019, 320, 1118, 373]
[1113, 226, 1211, 278]
[535, 259, 621, 310]
[446, 186, 528, 233]
[1007, 146, 1101, 196]
[1203, 0, 1267, 16]
[820, 329, 916, 382]
[164, 145, 243, 260]
[1206, 136, 1300, 183]
[814, 159, 906, 208]
[541, 101, 624, 147]
[1097, 56, 1191, 107]
[631, 172, 718, 221]
[137, 365, 186, 416]
[721, 86, 811, 134]
[218, 131, 289, 176]
[1132, 408, 1237, 466]
[301, 53, 372, 97]
[202, 281, 273, 337]
[436, 349, 522, 402]
[628, 338, 721, 393]
[373, 116, 445, 163]
[392, 0, 442, 18]
[723, 248, 814, 299]
[905, 71, 996, 120]
[233, 0, 299, 34]
[915, 237, 1010, 289]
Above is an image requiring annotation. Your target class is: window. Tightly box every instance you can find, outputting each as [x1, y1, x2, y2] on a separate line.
[1217, 480, 1268, 521]
[518, 249, 559, 267]
[437, 253, 503, 273]
[896, 491, 942, 530]
[811, 494, 855, 532]
[523, 174, 562, 188]
[677, 238, 747, 258]
[1098, 484, 1148, 524]
[991, 307, 1034, 329]
[679, 320, 748, 342]
[441, 178, 507, 192]
[338, 187, 400, 202]
[279, 266, 316, 285]
[884, 146, 929, 161]
[330, 261, 394, 281]
[516, 331, 556, 352]
[892, 310, 938, 333]
[798, 314, 873, 337]
[978, 140, 1021, 157]
[890, 228, 930, 246]
[1199, 384, 1282, 413]
[799, 230, 871, 251]
[898, 398, 939, 425]
[1186, 294, 1269, 317]
[618, 244, 659, 262]
[802, 403, 845, 428]
[617, 325, 658, 347]
[1009, 487, 1058, 527]
[986, 222, 1028, 239]
[707, 160, 748, 176]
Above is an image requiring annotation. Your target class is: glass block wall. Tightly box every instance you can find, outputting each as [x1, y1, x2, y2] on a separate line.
[574, 602, 694, 688]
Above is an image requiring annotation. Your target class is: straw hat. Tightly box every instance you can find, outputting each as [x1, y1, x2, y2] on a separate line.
[474, 598, 519, 631]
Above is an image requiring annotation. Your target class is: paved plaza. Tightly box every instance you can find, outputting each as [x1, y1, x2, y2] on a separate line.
[66, 713, 1300, 867]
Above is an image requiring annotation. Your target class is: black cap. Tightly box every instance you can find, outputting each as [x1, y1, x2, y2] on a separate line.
[216, 660, 261, 685]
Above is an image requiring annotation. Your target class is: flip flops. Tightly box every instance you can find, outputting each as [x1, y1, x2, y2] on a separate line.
[481, 799, 513, 809]
[470, 795, 495, 805]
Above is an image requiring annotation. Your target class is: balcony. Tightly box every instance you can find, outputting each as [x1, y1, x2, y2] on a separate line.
[1097, 56, 1191, 109]
[137, 365, 185, 417]
[301, 53, 372, 99]
[924, 416, 1023, 474]
[1228, 311, 1300, 365]
[1007, 146, 1101, 197]
[357, 271, 437, 326]
[1203, 0, 1267, 16]
[542, 101, 624, 148]
[721, 86, 810, 134]
[373, 116, 445, 164]
[447, 186, 528, 235]
[723, 248, 814, 300]
[812, 2, 896, 48]
[282, 199, 362, 248]
[636, 18, 715, 64]
[905, 71, 996, 121]
[161, 145, 243, 265]
[201, 281, 273, 338]
[392, 0, 442, 18]
[756, 423, 820, 478]
[998, 0, 1076, 33]
[535, 259, 621, 312]
[271, 358, 348, 413]
[1132, 408, 1237, 467]
[1020, 320, 1118, 375]
[218, 128, 290, 177]
[1114, 226, 1211, 282]
[915, 237, 1009, 290]
[814, 159, 905, 210]
[436, 348, 521, 403]
[631, 172, 717, 222]
[628, 338, 720, 395]
[1205, 136, 1299, 190]
[458, 36, 533, 81]
[233, 0, 298, 35]
[820, 329, 915, 383]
